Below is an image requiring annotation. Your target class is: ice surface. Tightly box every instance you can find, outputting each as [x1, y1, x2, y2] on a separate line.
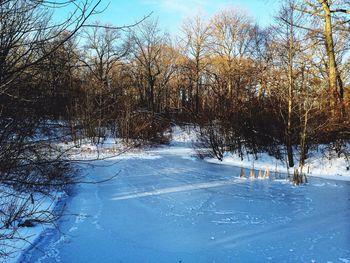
[18, 127, 350, 262]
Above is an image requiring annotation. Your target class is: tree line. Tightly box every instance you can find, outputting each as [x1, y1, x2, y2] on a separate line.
[23, 0, 348, 169]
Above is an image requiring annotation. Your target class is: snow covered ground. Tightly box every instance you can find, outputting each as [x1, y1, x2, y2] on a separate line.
[173, 125, 350, 181]
[207, 149, 350, 182]
[0, 191, 67, 263]
[16, 126, 350, 262]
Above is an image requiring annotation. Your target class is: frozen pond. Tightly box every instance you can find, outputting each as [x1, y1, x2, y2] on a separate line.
[21, 145, 350, 263]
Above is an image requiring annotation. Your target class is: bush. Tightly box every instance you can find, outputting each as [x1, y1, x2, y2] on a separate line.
[195, 121, 227, 161]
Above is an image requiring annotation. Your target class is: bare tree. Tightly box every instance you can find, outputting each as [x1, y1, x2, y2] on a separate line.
[274, 0, 306, 168]
[78, 23, 130, 143]
[209, 8, 255, 106]
[0, 0, 101, 258]
[181, 13, 210, 114]
[292, 0, 350, 112]
[131, 19, 175, 114]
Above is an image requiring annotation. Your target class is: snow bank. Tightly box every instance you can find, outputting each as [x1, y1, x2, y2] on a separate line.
[170, 125, 197, 145]
[304, 146, 350, 181]
[0, 190, 67, 263]
[170, 125, 350, 181]
[207, 151, 288, 174]
[205, 147, 350, 181]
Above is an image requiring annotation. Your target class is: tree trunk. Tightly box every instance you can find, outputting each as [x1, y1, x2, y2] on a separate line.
[299, 106, 309, 174]
[195, 59, 200, 114]
[321, 0, 343, 111]
[287, 10, 295, 168]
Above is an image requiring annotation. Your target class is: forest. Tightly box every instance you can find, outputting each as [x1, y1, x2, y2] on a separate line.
[0, 0, 349, 261]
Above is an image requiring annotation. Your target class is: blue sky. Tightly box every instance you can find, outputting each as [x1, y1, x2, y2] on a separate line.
[78, 0, 280, 34]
